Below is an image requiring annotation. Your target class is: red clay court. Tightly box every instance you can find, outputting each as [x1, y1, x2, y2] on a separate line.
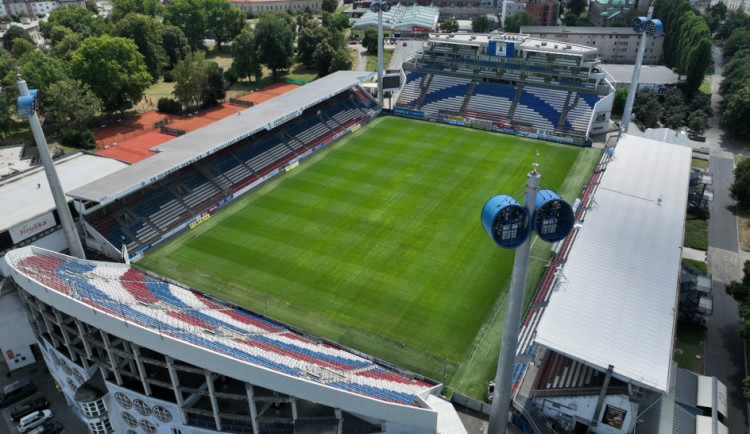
[93, 82, 300, 163]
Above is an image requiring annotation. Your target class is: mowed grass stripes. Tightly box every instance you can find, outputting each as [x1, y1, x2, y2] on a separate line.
[140, 116, 582, 367]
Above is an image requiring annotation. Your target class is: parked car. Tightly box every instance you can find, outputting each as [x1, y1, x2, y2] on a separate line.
[28, 420, 64, 434]
[0, 377, 36, 408]
[689, 134, 707, 142]
[10, 397, 49, 422]
[18, 409, 54, 433]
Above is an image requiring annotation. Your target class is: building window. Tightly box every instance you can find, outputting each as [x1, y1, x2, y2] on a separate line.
[73, 370, 85, 384]
[81, 398, 107, 417]
[88, 418, 113, 434]
[133, 399, 152, 416]
[115, 392, 132, 409]
[122, 412, 138, 427]
[67, 378, 78, 391]
[140, 419, 156, 434]
[153, 406, 172, 423]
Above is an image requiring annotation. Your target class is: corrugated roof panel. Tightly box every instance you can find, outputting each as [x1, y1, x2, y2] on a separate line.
[534, 134, 691, 393]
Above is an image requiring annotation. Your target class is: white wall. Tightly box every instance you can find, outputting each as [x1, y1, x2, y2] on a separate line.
[0, 292, 37, 370]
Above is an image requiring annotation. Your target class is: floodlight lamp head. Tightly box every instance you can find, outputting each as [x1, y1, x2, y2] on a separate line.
[632, 16, 647, 34]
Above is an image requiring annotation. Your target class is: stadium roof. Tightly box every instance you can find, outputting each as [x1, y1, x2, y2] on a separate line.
[427, 33, 598, 55]
[534, 134, 691, 393]
[352, 5, 438, 31]
[521, 25, 664, 35]
[68, 71, 375, 206]
[599, 64, 680, 86]
[0, 153, 128, 232]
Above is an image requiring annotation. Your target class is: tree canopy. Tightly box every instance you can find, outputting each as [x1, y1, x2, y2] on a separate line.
[69, 35, 152, 111]
[205, 0, 247, 50]
[254, 14, 294, 79]
[231, 27, 262, 82]
[440, 19, 459, 33]
[110, 0, 161, 21]
[362, 27, 379, 54]
[172, 51, 226, 108]
[472, 15, 493, 33]
[44, 79, 102, 129]
[163, 0, 207, 49]
[504, 11, 534, 33]
[43, 5, 109, 38]
[2, 26, 33, 52]
[322, 0, 339, 13]
[161, 25, 190, 68]
[114, 13, 167, 81]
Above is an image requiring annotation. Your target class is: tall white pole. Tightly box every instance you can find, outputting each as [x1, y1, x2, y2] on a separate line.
[17, 75, 86, 259]
[620, 5, 653, 135]
[377, 5, 384, 107]
[488, 168, 540, 434]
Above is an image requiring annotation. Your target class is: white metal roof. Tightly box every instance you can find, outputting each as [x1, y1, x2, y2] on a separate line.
[0, 153, 127, 232]
[534, 134, 691, 393]
[67, 71, 375, 206]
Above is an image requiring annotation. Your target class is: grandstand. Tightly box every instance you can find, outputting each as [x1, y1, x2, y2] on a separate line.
[5, 246, 465, 433]
[502, 134, 729, 433]
[67, 72, 379, 259]
[394, 33, 614, 144]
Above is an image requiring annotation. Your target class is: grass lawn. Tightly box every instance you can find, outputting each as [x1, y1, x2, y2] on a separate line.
[692, 157, 708, 171]
[699, 80, 711, 94]
[682, 258, 708, 275]
[139, 116, 598, 397]
[673, 322, 705, 374]
[738, 204, 750, 252]
[366, 48, 394, 71]
[684, 210, 709, 251]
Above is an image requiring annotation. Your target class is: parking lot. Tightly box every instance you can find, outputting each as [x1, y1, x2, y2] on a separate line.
[1, 361, 87, 433]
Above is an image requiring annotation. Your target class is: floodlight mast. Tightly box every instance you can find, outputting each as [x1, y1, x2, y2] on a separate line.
[16, 73, 86, 259]
[620, 4, 655, 135]
[377, 3, 385, 107]
[487, 166, 540, 434]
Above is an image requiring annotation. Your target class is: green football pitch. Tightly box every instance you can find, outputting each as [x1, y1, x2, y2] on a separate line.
[139, 116, 600, 396]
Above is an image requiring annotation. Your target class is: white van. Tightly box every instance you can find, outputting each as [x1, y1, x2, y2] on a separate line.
[18, 409, 53, 433]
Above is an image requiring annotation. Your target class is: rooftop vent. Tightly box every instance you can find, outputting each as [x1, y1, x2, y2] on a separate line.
[541, 42, 547, 46]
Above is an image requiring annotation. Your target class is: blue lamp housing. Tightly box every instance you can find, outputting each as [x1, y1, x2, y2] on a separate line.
[533, 190, 574, 243]
[632, 16, 647, 33]
[369, 1, 391, 12]
[16, 89, 39, 118]
[481, 195, 531, 249]
[646, 19, 663, 36]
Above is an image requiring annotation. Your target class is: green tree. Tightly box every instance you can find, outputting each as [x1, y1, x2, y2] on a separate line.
[0, 91, 14, 139]
[689, 91, 712, 118]
[172, 51, 226, 107]
[567, 0, 587, 15]
[321, 12, 350, 32]
[439, 19, 459, 33]
[563, 11, 579, 26]
[43, 5, 109, 38]
[362, 27, 379, 54]
[2, 26, 33, 52]
[254, 14, 294, 79]
[205, 0, 246, 50]
[11, 39, 35, 59]
[612, 87, 628, 116]
[723, 86, 750, 137]
[330, 48, 352, 73]
[230, 27, 262, 82]
[719, 49, 750, 98]
[163, 0, 207, 49]
[634, 89, 662, 127]
[322, 0, 339, 13]
[69, 35, 152, 111]
[297, 27, 329, 67]
[14, 51, 68, 91]
[687, 110, 707, 132]
[85, 0, 99, 13]
[723, 28, 750, 60]
[110, 0, 161, 21]
[472, 15, 492, 33]
[44, 79, 102, 129]
[160, 25, 190, 68]
[707, 1, 727, 20]
[685, 38, 713, 92]
[114, 13, 167, 81]
[313, 41, 334, 76]
[504, 11, 534, 33]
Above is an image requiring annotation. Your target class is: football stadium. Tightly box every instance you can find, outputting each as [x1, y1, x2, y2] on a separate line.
[0, 31, 727, 434]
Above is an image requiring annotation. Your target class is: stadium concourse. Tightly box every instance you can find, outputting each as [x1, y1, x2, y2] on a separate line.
[505, 134, 729, 434]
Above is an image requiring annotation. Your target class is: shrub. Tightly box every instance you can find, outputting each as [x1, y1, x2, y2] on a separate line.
[157, 97, 182, 114]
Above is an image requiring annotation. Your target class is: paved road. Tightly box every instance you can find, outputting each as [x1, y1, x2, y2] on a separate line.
[703, 43, 749, 434]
